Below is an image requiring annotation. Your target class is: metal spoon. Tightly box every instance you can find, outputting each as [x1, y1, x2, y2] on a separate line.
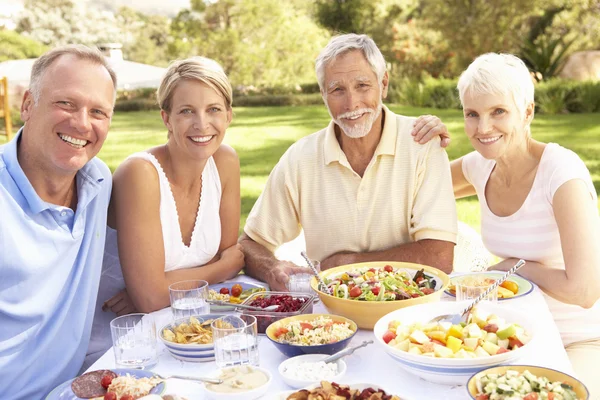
[429, 259, 526, 325]
[300, 251, 331, 295]
[321, 340, 373, 364]
[151, 373, 223, 385]
[207, 300, 278, 311]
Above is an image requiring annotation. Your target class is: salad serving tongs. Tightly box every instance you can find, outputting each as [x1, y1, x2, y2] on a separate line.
[321, 340, 374, 364]
[207, 300, 278, 311]
[428, 259, 526, 325]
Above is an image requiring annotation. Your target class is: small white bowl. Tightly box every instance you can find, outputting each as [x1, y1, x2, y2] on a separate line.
[278, 353, 347, 389]
[202, 365, 272, 400]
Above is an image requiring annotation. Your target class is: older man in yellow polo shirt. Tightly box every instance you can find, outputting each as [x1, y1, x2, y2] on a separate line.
[240, 33, 458, 291]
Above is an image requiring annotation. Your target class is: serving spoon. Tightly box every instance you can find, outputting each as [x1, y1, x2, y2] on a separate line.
[151, 373, 223, 385]
[300, 251, 331, 295]
[321, 340, 373, 364]
[207, 300, 279, 311]
[429, 259, 526, 325]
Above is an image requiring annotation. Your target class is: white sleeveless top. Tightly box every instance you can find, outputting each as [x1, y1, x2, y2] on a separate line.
[462, 143, 600, 345]
[84, 152, 222, 369]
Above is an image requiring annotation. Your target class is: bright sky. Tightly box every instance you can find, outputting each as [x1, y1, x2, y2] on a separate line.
[0, 0, 191, 17]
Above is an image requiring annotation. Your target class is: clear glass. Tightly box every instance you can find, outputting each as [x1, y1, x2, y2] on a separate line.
[212, 315, 259, 368]
[169, 279, 209, 320]
[110, 313, 158, 369]
[455, 281, 498, 303]
[287, 260, 320, 294]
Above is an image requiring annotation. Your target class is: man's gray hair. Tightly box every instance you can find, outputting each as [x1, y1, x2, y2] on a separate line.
[457, 53, 534, 118]
[29, 44, 118, 104]
[315, 33, 387, 91]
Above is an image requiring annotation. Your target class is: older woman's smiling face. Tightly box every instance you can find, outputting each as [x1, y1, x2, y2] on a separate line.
[462, 91, 532, 160]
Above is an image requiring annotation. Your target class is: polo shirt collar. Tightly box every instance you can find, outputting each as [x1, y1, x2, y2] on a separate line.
[4, 127, 106, 214]
[323, 105, 396, 165]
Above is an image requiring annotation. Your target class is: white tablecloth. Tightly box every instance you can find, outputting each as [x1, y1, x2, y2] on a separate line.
[89, 275, 573, 400]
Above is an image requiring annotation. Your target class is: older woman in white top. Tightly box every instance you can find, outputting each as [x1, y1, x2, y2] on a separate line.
[85, 57, 244, 368]
[418, 53, 600, 396]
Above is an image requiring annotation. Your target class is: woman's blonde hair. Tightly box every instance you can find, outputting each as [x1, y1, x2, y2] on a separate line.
[157, 56, 232, 113]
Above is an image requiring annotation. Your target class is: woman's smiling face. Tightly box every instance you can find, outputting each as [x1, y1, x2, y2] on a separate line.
[462, 91, 533, 160]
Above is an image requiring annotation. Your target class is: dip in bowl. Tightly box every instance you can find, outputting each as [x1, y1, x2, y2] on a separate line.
[203, 365, 272, 400]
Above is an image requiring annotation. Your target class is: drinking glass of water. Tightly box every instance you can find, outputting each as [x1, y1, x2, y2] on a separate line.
[212, 315, 259, 368]
[287, 260, 320, 294]
[169, 279, 210, 320]
[110, 313, 158, 369]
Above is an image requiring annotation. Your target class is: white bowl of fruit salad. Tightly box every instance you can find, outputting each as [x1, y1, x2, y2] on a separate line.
[373, 301, 536, 385]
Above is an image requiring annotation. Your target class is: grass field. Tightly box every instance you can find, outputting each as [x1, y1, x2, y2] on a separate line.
[3, 105, 600, 233]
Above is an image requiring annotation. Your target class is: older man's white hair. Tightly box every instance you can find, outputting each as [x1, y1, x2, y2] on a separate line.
[457, 53, 534, 118]
[315, 33, 387, 92]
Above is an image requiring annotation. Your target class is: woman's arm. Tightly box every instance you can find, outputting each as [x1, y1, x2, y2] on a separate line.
[491, 179, 600, 308]
[452, 157, 476, 199]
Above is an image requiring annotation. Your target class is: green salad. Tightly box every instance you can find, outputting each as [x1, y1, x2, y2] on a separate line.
[323, 265, 437, 301]
[475, 369, 580, 400]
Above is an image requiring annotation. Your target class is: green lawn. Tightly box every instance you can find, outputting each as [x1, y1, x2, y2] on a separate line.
[3, 105, 600, 232]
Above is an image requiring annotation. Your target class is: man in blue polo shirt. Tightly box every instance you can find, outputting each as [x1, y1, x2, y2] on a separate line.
[0, 45, 116, 399]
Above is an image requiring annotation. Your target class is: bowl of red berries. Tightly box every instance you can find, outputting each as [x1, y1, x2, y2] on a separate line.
[239, 291, 315, 334]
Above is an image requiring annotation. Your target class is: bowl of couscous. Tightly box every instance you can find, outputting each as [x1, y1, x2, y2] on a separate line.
[265, 314, 357, 357]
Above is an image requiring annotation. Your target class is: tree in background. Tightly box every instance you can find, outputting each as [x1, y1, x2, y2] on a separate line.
[169, 0, 329, 87]
[115, 7, 170, 66]
[0, 30, 47, 62]
[17, 0, 121, 47]
[420, 0, 540, 71]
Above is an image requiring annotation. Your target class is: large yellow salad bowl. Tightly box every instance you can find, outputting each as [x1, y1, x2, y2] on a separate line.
[310, 261, 450, 329]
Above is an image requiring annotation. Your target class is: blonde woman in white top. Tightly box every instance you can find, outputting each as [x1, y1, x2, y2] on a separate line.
[102, 57, 244, 314]
[417, 53, 600, 396]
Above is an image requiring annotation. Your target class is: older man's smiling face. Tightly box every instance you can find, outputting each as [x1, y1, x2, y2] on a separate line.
[322, 50, 388, 139]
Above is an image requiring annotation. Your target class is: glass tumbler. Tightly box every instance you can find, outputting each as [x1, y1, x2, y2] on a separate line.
[212, 315, 259, 368]
[287, 260, 320, 294]
[110, 313, 158, 369]
[169, 279, 209, 320]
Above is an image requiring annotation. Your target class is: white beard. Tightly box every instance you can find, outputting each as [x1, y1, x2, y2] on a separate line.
[329, 100, 383, 139]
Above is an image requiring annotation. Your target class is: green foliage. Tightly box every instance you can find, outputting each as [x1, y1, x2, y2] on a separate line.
[234, 94, 323, 107]
[115, 7, 170, 66]
[536, 79, 572, 115]
[314, 0, 369, 33]
[0, 30, 47, 62]
[114, 99, 159, 112]
[421, 0, 540, 71]
[567, 81, 600, 113]
[169, 0, 329, 87]
[391, 20, 457, 79]
[389, 77, 460, 109]
[521, 35, 576, 81]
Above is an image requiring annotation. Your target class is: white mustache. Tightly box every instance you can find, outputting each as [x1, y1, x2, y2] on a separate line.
[338, 108, 374, 119]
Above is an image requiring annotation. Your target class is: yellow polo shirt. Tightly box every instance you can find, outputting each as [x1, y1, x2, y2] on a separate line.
[244, 105, 457, 261]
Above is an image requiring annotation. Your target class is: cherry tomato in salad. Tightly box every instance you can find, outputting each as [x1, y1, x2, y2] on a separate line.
[421, 288, 434, 295]
[415, 276, 424, 284]
[300, 322, 313, 331]
[219, 287, 230, 295]
[384, 265, 394, 273]
[371, 287, 380, 296]
[475, 395, 489, 400]
[121, 395, 134, 400]
[103, 393, 117, 400]
[523, 394, 539, 400]
[349, 286, 362, 298]
[231, 284, 243, 297]
[382, 330, 396, 344]
[274, 327, 289, 338]
[547, 393, 555, 400]
[368, 268, 376, 273]
[100, 374, 113, 389]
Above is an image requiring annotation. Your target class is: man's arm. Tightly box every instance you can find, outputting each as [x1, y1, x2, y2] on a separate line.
[321, 239, 454, 273]
[239, 233, 308, 291]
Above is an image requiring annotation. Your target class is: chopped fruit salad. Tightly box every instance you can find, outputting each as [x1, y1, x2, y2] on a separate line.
[322, 265, 437, 301]
[382, 309, 532, 358]
[475, 370, 580, 400]
[272, 316, 355, 346]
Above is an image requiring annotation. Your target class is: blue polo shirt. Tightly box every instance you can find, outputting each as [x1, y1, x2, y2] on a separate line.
[0, 129, 112, 399]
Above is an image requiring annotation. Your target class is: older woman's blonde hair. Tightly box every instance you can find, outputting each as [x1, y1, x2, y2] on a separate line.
[157, 57, 232, 113]
[457, 53, 534, 118]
